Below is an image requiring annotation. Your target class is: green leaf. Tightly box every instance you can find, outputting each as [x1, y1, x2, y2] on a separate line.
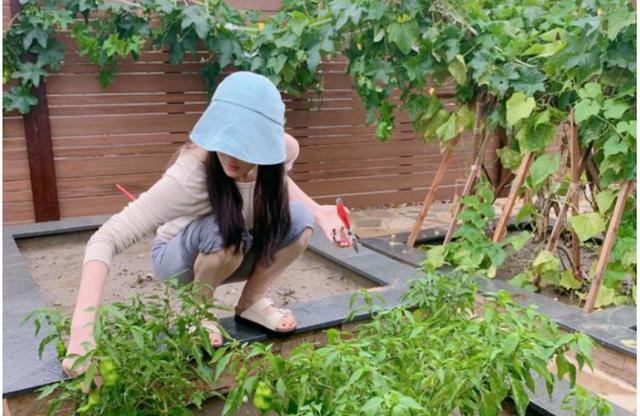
[523, 40, 565, 58]
[362, 397, 383, 413]
[387, 21, 419, 55]
[509, 273, 537, 292]
[507, 231, 531, 252]
[602, 99, 629, 119]
[423, 109, 450, 140]
[559, 270, 582, 290]
[496, 147, 522, 171]
[306, 44, 321, 72]
[455, 104, 475, 131]
[11, 62, 47, 87]
[435, 113, 457, 141]
[569, 213, 606, 242]
[578, 83, 602, 100]
[4, 85, 38, 114]
[607, 5, 636, 40]
[424, 245, 446, 271]
[506, 92, 536, 126]
[510, 378, 530, 415]
[23, 27, 48, 50]
[533, 250, 560, 274]
[574, 99, 601, 123]
[289, 11, 309, 36]
[448, 54, 467, 84]
[503, 333, 521, 355]
[602, 135, 628, 157]
[594, 286, 617, 309]
[181, 6, 210, 39]
[528, 153, 560, 190]
[595, 190, 616, 214]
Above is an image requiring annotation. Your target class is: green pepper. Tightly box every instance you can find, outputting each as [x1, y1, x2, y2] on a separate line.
[77, 390, 100, 413]
[253, 381, 273, 411]
[56, 340, 66, 359]
[100, 358, 119, 387]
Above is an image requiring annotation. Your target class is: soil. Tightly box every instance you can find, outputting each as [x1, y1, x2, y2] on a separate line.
[495, 235, 601, 307]
[17, 231, 375, 318]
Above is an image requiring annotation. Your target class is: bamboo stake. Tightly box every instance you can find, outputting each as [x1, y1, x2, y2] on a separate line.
[569, 110, 582, 278]
[584, 157, 601, 191]
[545, 183, 578, 253]
[492, 152, 534, 242]
[406, 137, 460, 247]
[545, 147, 592, 254]
[584, 180, 634, 313]
[443, 102, 487, 244]
[444, 164, 480, 244]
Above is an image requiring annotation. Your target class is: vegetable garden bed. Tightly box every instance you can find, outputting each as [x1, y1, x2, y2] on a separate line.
[3, 215, 635, 415]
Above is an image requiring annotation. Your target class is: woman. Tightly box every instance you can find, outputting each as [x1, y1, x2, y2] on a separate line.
[63, 71, 351, 376]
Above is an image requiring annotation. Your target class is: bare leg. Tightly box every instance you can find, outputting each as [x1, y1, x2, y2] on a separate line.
[193, 245, 244, 345]
[235, 228, 313, 331]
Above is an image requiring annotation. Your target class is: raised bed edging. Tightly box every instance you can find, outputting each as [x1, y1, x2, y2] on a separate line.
[2, 216, 633, 416]
[361, 230, 638, 358]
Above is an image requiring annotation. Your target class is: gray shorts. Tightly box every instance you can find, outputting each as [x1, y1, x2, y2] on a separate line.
[150, 200, 315, 284]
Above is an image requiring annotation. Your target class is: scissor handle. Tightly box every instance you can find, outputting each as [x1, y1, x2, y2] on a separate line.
[336, 197, 351, 229]
[115, 184, 136, 201]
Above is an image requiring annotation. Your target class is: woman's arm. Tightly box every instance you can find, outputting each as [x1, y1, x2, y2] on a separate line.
[287, 176, 351, 245]
[63, 260, 107, 375]
[287, 176, 320, 214]
[64, 160, 200, 375]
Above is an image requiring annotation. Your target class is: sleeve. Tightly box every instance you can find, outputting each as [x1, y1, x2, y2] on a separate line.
[284, 133, 300, 173]
[82, 171, 195, 271]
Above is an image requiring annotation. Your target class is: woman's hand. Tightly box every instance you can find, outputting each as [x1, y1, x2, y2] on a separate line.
[313, 204, 353, 248]
[62, 331, 104, 393]
[62, 330, 95, 378]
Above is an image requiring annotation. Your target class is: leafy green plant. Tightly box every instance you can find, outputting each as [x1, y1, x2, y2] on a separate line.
[422, 180, 532, 278]
[223, 272, 612, 416]
[24, 281, 239, 415]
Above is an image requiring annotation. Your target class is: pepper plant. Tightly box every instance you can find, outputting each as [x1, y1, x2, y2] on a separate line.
[224, 272, 613, 416]
[24, 281, 241, 415]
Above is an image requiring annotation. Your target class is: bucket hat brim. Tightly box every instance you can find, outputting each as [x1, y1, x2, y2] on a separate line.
[189, 100, 286, 165]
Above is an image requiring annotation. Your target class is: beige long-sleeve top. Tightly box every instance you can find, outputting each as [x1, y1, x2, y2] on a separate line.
[83, 140, 299, 271]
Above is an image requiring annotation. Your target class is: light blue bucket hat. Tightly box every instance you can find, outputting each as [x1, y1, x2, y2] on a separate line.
[189, 71, 286, 165]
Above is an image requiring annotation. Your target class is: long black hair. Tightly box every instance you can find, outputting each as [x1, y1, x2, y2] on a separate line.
[207, 153, 291, 268]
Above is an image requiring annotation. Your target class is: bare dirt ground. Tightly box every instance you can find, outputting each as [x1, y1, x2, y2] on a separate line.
[16, 202, 455, 320]
[16, 199, 610, 316]
[17, 231, 374, 318]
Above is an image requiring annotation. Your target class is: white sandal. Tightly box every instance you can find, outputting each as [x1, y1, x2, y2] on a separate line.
[189, 319, 224, 347]
[234, 297, 297, 337]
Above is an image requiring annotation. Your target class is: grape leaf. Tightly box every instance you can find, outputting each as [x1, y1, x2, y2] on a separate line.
[569, 213, 606, 242]
[506, 92, 536, 126]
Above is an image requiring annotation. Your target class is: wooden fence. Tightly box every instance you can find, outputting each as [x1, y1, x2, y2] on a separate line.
[2, 0, 474, 224]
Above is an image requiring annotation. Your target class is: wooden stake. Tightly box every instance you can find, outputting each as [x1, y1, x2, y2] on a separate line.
[569, 110, 582, 278]
[492, 152, 534, 242]
[584, 156, 601, 191]
[444, 164, 480, 244]
[406, 137, 460, 247]
[443, 102, 487, 244]
[545, 148, 592, 255]
[584, 180, 634, 313]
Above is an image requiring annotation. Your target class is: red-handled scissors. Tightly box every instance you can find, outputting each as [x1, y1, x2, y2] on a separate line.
[333, 197, 359, 252]
[115, 184, 137, 201]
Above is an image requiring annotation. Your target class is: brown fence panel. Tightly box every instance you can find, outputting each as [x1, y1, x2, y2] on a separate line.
[3, 109, 36, 223]
[2, 0, 473, 223]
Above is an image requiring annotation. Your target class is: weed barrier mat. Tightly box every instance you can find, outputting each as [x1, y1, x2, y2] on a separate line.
[3, 216, 634, 415]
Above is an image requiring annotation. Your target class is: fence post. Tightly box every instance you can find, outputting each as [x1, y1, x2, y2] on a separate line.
[9, 0, 60, 222]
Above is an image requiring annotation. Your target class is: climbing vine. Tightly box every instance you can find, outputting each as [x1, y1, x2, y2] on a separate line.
[3, 0, 637, 306]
